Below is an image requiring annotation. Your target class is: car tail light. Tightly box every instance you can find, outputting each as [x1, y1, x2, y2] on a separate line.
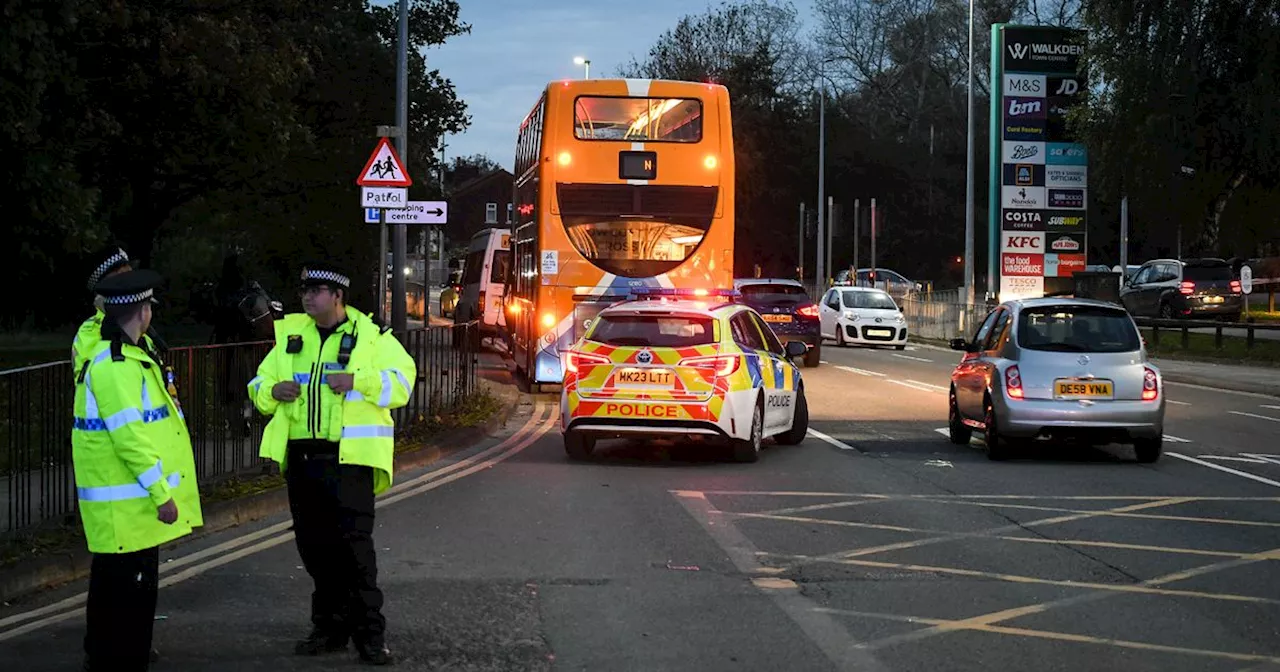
[565, 350, 610, 373]
[680, 354, 740, 377]
[797, 304, 820, 318]
[1230, 280, 1242, 293]
[1142, 366, 1159, 401]
[1005, 365, 1024, 400]
[1178, 281, 1195, 295]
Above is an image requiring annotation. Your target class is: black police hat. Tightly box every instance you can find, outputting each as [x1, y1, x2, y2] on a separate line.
[94, 269, 163, 307]
[87, 243, 131, 291]
[300, 262, 351, 289]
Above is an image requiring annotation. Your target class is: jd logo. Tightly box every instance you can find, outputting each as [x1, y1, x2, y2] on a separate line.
[1011, 144, 1039, 160]
[1006, 235, 1042, 250]
[1054, 79, 1080, 95]
[1008, 43, 1029, 59]
[1008, 99, 1042, 116]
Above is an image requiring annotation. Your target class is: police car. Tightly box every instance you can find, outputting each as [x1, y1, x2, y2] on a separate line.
[560, 289, 810, 463]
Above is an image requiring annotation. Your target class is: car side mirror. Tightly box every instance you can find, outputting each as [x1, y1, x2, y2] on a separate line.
[949, 338, 968, 352]
[785, 341, 808, 359]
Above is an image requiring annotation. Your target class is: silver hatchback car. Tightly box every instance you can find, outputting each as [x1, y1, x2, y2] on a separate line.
[947, 298, 1165, 462]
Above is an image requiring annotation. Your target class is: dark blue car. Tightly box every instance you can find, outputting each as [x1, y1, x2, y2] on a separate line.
[734, 278, 822, 367]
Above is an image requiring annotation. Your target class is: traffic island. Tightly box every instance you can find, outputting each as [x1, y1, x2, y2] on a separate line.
[0, 379, 521, 603]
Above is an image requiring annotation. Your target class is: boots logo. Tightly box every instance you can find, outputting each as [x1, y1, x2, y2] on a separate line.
[1011, 144, 1039, 160]
[1008, 43, 1029, 60]
[1008, 99, 1042, 116]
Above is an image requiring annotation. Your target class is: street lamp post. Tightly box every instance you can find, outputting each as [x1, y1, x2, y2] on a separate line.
[963, 0, 976, 308]
[815, 58, 837, 292]
[573, 56, 591, 79]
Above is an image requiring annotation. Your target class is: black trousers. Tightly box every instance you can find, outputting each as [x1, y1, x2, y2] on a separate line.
[83, 545, 160, 671]
[285, 441, 385, 643]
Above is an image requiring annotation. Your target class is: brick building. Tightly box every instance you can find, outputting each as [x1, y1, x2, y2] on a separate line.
[445, 168, 514, 251]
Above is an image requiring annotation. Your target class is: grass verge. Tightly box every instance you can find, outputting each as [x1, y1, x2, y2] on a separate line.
[0, 388, 504, 571]
[1140, 328, 1280, 367]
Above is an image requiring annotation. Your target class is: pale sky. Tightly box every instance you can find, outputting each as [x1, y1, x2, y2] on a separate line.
[426, 0, 818, 171]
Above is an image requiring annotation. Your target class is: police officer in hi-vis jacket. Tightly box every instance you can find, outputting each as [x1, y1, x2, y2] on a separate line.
[72, 269, 203, 671]
[248, 262, 416, 666]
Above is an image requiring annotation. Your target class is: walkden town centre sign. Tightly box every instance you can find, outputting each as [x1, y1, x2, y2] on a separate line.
[990, 24, 1088, 300]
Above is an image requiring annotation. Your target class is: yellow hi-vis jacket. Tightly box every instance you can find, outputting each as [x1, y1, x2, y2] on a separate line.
[72, 309, 156, 375]
[72, 338, 204, 554]
[248, 306, 416, 495]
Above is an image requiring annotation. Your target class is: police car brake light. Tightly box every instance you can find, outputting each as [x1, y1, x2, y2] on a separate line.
[680, 354, 740, 376]
[566, 350, 611, 373]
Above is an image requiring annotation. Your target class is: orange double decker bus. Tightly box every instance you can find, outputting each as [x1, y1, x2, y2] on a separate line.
[504, 78, 735, 387]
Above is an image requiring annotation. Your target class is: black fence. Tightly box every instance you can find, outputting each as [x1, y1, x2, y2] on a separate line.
[1, 322, 479, 538]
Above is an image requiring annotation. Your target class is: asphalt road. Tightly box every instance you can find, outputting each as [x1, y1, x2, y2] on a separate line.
[3, 344, 1280, 671]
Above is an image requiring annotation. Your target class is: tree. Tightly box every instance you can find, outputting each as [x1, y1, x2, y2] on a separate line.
[1078, 0, 1280, 257]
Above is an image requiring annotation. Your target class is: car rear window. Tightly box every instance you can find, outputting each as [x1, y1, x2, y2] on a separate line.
[842, 291, 897, 309]
[739, 284, 808, 298]
[1017, 306, 1141, 353]
[588, 314, 716, 347]
[1182, 265, 1232, 282]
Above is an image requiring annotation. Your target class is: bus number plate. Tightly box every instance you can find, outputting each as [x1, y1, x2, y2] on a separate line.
[619, 151, 658, 180]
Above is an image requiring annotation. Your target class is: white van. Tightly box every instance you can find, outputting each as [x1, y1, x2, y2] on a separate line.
[456, 228, 511, 333]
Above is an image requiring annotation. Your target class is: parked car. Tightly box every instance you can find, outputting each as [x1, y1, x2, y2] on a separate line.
[455, 228, 511, 333]
[947, 297, 1165, 462]
[818, 286, 908, 349]
[733, 278, 822, 367]
[1119, 258, 1244, 321]
[833, 267, 921, 300]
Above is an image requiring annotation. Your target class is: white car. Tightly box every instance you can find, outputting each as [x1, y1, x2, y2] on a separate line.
[818, 286, 908, 349]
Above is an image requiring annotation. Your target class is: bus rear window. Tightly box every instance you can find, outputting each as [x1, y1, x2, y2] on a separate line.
[588, 314, 715, 347]
[574, 97, 702, 142]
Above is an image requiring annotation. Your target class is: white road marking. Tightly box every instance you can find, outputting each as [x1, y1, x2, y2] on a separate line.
[1262, 405, 1280, 411]
[1168, 452, 1280, 489]
[906, 379, 948, 392]
[923, 459, 953, 468]
[1166, 400, 1191, 406]
[891, 353, 933, 363]
[1230, 411, 1280, 423]
[807, 428, 860, 451]
[1163, 434, 1192, 443]
[1198, 455, 1271, 464]
[888, 380, 944, 394]
[836, 365, 885, 377]
[1242, 454, 1280, 466]
[1164, 380, 1279, 399]
[934, 428, 950, 438]
[0, 406, 555, 641]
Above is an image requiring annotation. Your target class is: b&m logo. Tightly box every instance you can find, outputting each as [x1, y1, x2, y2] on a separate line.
[1007, 98, 1043, 117]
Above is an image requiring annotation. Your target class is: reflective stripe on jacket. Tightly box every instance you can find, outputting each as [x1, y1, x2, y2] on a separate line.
[250, 306, 416, 494]
[72, 339, 204, 554]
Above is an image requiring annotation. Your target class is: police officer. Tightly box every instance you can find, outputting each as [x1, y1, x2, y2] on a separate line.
[249, 262, 416, 666]
[73, 269, 204, 671]
[74, 243, 136, 371]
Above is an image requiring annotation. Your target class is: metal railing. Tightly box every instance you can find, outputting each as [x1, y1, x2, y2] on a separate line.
[1134, 316, 1280, 350]
[1, 322, 479, 538]
[900, 289, 992, 341]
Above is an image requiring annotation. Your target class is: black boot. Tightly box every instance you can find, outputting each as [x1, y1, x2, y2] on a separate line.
[355, 639, 394, 666]
[294, 628, 349, 655]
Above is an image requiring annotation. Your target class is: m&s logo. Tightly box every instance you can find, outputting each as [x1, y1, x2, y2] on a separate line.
[1008, 43, 1029, 59]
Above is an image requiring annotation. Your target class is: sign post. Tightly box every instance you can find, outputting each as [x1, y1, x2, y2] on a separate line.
[1242, 265, 1253, 321]
[990, 24, 1088, 301]
[357, 135, 413, 324]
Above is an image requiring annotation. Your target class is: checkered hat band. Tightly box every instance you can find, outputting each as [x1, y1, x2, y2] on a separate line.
[102, 288, 154, 305]
[88, 250, 129, 290]
[301, 269, 350, 287]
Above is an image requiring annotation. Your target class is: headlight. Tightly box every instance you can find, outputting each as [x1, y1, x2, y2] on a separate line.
[895, 314, 906, 323]
[843, 311, 858, 320]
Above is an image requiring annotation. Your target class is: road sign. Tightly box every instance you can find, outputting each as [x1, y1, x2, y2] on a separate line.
[1242, 265, 1253, 294]
[356, 138, 412, 187]
[382, 200, 448, 225]
[363, 208, 381, 224]
[361, 187, 408, 209]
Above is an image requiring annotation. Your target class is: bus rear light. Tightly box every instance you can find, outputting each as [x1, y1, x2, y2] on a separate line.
[680, 354, 740, 377]
[541, 313, 557, 328]
[558, 151, 572, 166]
[566, 350, 610, 373]
[704, 155, 718, 169]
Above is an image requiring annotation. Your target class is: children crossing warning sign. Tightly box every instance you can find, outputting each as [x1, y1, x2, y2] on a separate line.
[356, 138, 412, 187]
